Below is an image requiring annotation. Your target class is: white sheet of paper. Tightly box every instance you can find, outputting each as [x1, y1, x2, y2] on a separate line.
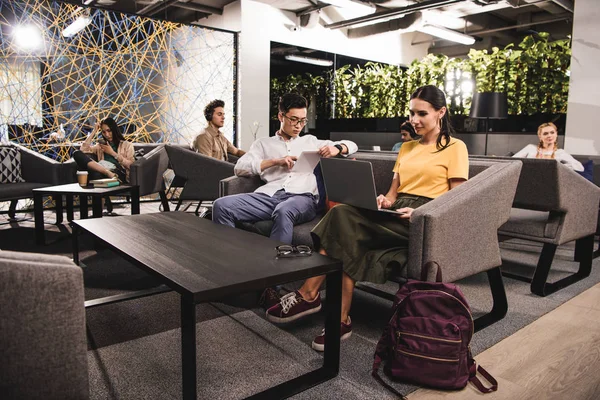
[292, 151, 321, 173]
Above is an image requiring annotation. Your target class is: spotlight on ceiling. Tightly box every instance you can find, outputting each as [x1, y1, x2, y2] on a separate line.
[62, 9, 92, 38]
[419, 24, 475, 45]
[319, 0, 375, 14]
[284, 55, 333, 67]
[12, 24, 44, 51]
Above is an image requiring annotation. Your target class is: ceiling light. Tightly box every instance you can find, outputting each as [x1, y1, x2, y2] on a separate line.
[285, 55, 333, 67]
[62, 10, 92, 37]
[348, 15, 403, 29]
[418, 24, 475, 45]
[319, 0, 375, 15]
[12, 24, 44, 51]
[422, 10, 465, 30]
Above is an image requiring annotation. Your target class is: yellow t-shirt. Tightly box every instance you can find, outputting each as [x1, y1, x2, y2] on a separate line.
[392, 137, 469, 199]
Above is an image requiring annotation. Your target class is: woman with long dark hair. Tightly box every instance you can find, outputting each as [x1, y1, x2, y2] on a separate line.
[72, 117, 135, 182]
[265, 85, 470, 351]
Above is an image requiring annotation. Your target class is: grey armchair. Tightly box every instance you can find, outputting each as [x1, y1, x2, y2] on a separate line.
[165, 145, 235, 215]
[572, 154, 600, 258]
[0, 143, 67, 222]
[369, 157, 522, 331]
[472, 156, 600, 296]
[129, 144, 170, 211]
[63, 143, 172, 213]
[0, 250, 88, 399]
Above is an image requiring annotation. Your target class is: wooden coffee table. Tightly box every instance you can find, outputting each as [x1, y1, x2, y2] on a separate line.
[72, 212, 342, 400]
[33, 183, 140, 245]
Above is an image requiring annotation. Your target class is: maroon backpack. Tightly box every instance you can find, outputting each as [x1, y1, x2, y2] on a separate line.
[372, 279, 497, 396]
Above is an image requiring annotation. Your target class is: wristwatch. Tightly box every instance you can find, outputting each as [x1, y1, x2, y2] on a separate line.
[334, 144, 344, 155]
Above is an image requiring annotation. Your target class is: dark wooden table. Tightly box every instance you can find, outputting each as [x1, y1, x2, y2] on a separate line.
[72, 212, 342, 400]
[33, 183, 140, 245]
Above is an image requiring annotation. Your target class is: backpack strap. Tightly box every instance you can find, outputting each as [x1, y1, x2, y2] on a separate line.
[371, 358, 407, 400]
[372, 317, 407, 399]
[469, 361, 498, 393]
[420, 261, 443, 282]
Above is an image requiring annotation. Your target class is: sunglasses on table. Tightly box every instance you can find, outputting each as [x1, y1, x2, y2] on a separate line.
[275, 245, 313, 258]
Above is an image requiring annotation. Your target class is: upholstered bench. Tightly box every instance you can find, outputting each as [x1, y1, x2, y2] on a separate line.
[219, 152, 523, 331]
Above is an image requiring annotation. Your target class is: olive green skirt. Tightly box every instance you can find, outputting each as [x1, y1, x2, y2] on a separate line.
[311, 194, 431, 284]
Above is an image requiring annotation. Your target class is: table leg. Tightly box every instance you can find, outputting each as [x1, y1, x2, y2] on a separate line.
[55, 194, 64, 224]
[92, 196, 103, 218]
[79, 195, 88, 219]
[131, 186, 140, 215]
[181, 296, 197, 400]
[34, 193, 45, 245]
[66, 195, 74, 222]
[323, 268, 342, 375]
[72, 224, 80, 266]
[245, 267, 343, 400]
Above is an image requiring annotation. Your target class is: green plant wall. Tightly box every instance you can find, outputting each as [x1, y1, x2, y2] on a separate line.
[270, 33, 571, 119]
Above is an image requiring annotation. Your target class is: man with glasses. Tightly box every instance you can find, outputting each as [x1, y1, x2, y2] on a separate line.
[212, 93, 357, 307]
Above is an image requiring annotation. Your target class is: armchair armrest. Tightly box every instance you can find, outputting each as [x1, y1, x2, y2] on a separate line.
[129, 144, 169, 196]
[61, 159, 78, 184]
[166, 145, 235, 201]
[15, 143, 63, 184]
[555, 165, 600, 243]
[0, 250, 88, 399]
[219, 175, 263, 197]
[408, 161, 522, 282]
[227, 153, 240, 164]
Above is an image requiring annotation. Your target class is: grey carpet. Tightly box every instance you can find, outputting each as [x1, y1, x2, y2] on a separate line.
[2, 204, 599, 399]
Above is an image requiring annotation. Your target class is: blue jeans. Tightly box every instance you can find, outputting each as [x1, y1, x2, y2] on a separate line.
[212, 190, 317, 244]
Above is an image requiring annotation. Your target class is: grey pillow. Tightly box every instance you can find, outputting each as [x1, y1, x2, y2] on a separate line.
[134, 148, 145, 160]
[0, 146, 25, 183]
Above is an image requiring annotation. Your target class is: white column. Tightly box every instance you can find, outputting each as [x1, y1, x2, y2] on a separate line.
[564, 0, 600, 155]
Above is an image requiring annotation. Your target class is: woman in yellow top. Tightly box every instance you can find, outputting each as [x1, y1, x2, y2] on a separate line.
[265, 85, 470, 351]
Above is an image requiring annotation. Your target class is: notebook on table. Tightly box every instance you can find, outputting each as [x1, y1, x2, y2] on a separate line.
[90, 177, 120, 188]
[319, 157, 405, 215]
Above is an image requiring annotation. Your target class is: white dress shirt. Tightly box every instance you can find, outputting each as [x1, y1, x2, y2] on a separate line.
[513, 144, 584, 172]
[234, 133, 358, 197]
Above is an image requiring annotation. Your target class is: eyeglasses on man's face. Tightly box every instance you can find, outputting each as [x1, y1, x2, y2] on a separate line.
[275, 245, 312, 258]
[282, 114, 308, 127]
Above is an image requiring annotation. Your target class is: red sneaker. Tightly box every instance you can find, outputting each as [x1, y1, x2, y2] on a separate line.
[311, 317, 352, 352]
[266, 291, 321, 324]
[258, 287, 281, 310]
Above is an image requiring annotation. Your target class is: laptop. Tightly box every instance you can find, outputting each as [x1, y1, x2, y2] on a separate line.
[320, 157, 405, 215]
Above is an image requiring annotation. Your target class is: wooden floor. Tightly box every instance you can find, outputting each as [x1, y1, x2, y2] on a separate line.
[408, 282, 600, 400]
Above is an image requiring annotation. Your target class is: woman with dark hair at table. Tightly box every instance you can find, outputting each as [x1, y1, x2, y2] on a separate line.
[265, 85, 470, 352]
[72, 117, 135, 182]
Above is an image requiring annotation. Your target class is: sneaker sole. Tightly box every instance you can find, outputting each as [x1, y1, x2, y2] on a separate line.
[311, 330, 352, 352]
[265, 304, 322, 324]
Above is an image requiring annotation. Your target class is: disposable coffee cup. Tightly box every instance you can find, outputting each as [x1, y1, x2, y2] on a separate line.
[77, 171, 88, 187]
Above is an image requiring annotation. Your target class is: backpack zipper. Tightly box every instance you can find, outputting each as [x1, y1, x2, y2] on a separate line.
[403, 290, 474, 339]
[397, 348, 459, 363]
[397, 331, 461, 343]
